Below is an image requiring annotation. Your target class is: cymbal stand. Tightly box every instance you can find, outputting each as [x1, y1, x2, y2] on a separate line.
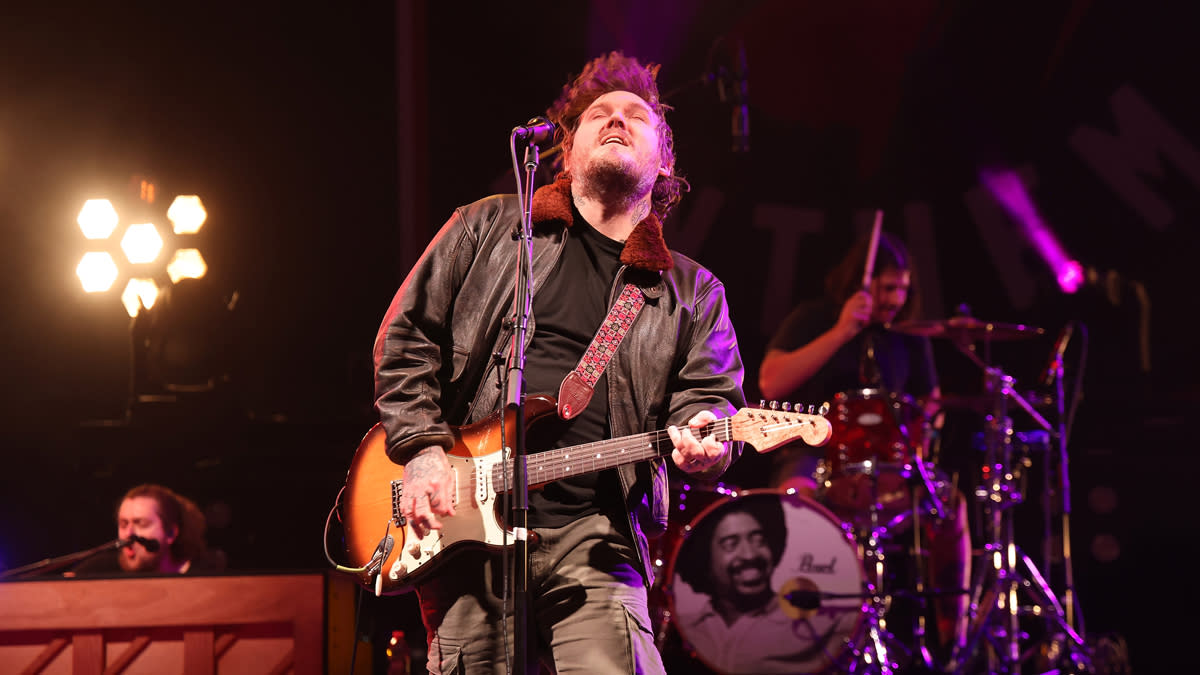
[945, 352, 1092, 674]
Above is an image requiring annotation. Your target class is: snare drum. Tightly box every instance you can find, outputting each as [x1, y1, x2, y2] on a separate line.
[664, 489, 867, 674]
[819, 388, 931, 530]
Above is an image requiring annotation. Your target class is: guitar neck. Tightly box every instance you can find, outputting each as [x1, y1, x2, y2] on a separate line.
[495, 421, 730, 490]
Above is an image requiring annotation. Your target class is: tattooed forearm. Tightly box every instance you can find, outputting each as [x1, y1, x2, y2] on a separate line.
[406, 446, 446, 481]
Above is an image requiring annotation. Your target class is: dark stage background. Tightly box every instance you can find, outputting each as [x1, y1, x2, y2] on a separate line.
[2, 1, 1196, 672]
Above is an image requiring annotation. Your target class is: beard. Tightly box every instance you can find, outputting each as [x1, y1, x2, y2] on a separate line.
[574, 153, 657, 209]
[119, 550, 161, 573]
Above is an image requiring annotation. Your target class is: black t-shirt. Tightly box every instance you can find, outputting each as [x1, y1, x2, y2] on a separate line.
[766, 298, 938, 406]
[523, 213, 626, 528]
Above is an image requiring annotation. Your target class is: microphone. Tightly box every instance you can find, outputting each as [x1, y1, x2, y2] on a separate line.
[117, 535, 161, 553]
[512, 116, 556, 145]
[784, 589, 822, 610]
[1039, 322, 1074, 386]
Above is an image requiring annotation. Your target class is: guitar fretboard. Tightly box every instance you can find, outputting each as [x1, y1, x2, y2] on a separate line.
[490, 420, 733, 491]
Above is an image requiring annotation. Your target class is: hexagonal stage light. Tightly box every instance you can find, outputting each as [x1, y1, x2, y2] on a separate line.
[76, 252, 120, 293]
[121, 278, 161, 317]
[74, 181, 209, 317]
[167, 248, 207, 284]
[120, 222, 165, 265]
[77, 199, 120, 240]
[167, 195, 207, 234]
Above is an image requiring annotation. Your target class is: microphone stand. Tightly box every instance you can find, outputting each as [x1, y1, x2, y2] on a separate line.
[1048, 334, 1084, 637]
[0, 539, 124, 580]
[506, 134, 544, 675]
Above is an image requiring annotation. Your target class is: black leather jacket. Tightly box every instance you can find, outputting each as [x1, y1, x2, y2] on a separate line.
[373, 182, 746, 586]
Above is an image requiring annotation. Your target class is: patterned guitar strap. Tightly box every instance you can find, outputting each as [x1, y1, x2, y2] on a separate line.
[557, 282, 646, 420]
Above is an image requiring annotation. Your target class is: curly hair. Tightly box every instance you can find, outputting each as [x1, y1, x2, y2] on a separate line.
[546, 50, 688, 222]
[121, 483, 208, 564]
[824, 230, 922, 323]
[674, 493, 788, 598]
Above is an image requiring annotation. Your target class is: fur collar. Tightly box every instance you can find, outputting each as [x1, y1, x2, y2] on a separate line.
[530, 175, 674, 272]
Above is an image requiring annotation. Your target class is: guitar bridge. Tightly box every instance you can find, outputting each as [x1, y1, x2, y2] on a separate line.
[391, 479, 406, 527]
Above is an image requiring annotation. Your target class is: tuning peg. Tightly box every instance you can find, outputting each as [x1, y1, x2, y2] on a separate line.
[759, 399, 767, 409]
[807, 404, 815, 414]
[769, 400, 779, 410]
[819, 401, 830, 416]
[781, 402, 792, 412]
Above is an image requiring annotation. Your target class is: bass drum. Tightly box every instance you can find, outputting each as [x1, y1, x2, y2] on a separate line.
[649, 480, 739, 645]
[662, 489, 867, 675]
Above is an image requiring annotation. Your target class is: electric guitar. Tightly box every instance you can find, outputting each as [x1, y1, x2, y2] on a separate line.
[339, 394, 832, 595]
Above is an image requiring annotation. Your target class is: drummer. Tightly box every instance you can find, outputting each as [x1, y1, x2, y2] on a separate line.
[757, 228, 970, 653]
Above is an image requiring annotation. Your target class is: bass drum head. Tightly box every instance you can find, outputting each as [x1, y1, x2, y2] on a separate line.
[664, 488, 867, 675]
[649, 480, 740, 641]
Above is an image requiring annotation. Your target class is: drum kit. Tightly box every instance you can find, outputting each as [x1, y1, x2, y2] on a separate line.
[654, 316, 1095, 674]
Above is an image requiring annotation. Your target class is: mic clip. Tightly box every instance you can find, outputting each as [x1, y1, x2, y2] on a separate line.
[512, 117, 556, 146]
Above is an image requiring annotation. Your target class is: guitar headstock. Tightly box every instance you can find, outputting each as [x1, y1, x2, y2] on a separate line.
[729, 401, 833, 454]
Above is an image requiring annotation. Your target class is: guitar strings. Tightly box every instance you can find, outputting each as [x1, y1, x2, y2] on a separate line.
[486, 419, 735, 489]
[449, 413, 819, 502]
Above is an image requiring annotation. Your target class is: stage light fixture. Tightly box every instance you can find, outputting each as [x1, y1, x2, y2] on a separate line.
[980, 167, 1084, 294]
[76, 252, 120, 293]
[167, 195, 207, 234]
[167, 248, 207, 283]
[77, 199, 120, 240]
[74, 179, 209, 314]
[75, 178, 233, 418]
[121, 278, 160, 317]
[120, 222, 165, 265]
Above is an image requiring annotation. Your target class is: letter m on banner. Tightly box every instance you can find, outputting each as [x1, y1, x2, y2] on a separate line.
[1069, 85, 1200, 231]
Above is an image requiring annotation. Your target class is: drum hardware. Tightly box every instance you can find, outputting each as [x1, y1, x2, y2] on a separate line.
[930, 391, 1052, 415]
[852, 492, 912, 675]
[855, 449, 965, 673]
[811, 383, 962, 673]
[819, 388, 948, 538]
[818, 445, 946, 674]
[889, 317, 1046, 343]
[940, 334, 1093, 675]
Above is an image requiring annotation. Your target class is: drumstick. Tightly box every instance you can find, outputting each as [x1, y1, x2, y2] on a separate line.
[861, 209, 883, 290]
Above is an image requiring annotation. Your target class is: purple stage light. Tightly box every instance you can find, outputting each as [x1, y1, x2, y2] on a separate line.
[980, 167, 1083, 294]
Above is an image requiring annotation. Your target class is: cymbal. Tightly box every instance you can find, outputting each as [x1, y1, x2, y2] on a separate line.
[889, 317, 1044, 341]
[928, 391, 1053, 414]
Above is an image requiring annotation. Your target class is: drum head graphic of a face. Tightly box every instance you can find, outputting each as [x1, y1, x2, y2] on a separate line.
[666, 489, 867, 674]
